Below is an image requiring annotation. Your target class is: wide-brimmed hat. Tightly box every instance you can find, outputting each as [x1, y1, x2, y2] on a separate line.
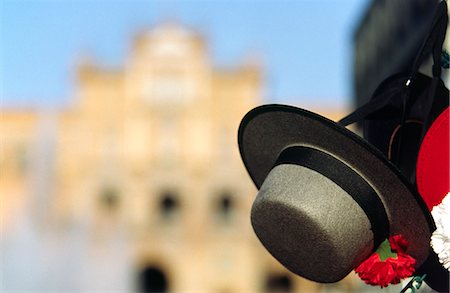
[238, 104, 434, 283]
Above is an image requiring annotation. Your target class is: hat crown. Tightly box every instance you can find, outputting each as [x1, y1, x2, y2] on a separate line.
[252, 163, 377, 282]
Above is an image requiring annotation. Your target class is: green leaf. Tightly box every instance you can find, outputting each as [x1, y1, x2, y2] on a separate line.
[376, 239, 397, 261]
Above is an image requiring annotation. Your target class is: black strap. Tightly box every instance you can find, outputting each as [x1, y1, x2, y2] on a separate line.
[339, 1, 448, 128]
[410, 0, 448, 79]
[275, 146, 390, 249]
[338, 87, 402, 127]
[399, 1, 448, 167]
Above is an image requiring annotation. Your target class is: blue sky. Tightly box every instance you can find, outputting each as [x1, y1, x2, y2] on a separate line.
[1, 0, 369, 108]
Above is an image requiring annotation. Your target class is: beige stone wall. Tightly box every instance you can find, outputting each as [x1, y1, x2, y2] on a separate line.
[1, 23, 364, 292]
[0, 111, 39, 232]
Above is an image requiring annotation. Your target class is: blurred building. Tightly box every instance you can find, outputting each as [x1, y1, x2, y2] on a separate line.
[1, 23, 363, 292]
[353, 0, 440, 107]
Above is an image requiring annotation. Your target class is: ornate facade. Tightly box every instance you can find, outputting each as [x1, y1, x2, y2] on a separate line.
[1, 23, 358, 292]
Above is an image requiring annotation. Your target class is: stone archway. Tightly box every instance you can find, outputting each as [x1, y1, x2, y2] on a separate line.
[264, 273, 293, 293]
[138, 266, 169, 293]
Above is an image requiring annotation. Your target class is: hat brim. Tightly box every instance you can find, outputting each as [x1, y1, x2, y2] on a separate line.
[238, 104, 434, 269]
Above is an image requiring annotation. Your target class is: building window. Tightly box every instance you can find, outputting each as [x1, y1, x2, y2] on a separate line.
[159, 190, 180, 220]
[137, 266, 168, 293]
[264, 274, 293, 293]
[152, 74, 185, 102]
[100, 187, 119, 210]
[215, 191, 234, 222]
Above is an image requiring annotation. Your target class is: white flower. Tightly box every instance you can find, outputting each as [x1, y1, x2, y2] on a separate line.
[431, 193, 450, 271]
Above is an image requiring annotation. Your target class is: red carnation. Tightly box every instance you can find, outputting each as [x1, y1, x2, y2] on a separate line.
[389, 235, 409, 252]
[391, 252, 416, 278]
[355, 235, 416, 287]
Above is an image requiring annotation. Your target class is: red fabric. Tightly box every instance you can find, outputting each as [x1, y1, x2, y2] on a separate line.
[416, 107, 450, 210]
[355, 235, 416, 287]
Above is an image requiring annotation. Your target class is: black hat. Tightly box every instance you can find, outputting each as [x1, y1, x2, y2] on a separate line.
[238, 104, 434, 283]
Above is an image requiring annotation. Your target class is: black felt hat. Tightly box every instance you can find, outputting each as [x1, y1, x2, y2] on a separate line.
[238, 104, 434, 283]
